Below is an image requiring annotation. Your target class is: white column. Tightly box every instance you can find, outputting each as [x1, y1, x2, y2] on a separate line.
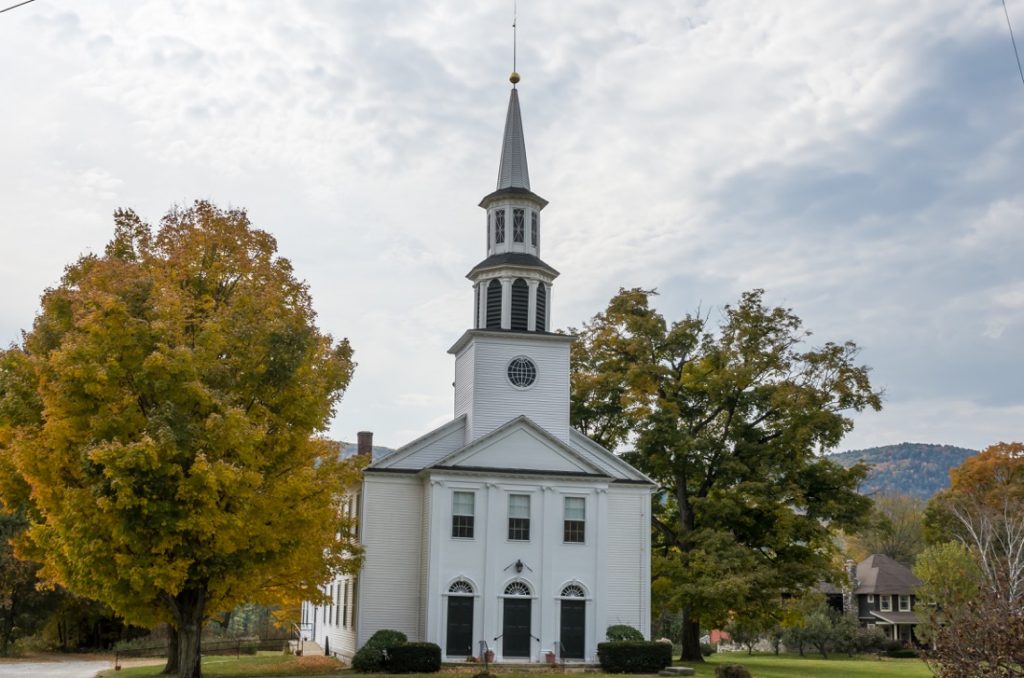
[477, 282, 487, 329]
[593, 487, 609, 662]
[500, 278, 512, 330]
[426, 480, 445, 645]
[526, 280, 539, 332]
[545, 285, 552, 331]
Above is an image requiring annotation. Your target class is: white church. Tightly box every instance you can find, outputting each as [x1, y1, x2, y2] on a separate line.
[301, 73, 654, 664]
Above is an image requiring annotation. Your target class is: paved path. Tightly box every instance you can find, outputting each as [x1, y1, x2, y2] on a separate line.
[0, 659, 109, 678]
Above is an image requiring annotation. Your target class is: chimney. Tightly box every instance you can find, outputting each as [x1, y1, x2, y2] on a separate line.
[357, 431, 373, 458]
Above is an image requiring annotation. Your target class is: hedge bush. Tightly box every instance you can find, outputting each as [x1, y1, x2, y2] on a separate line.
[886, 648, 919, 658]
[715, 665, 752, 678]
[597, 641, 672, 673]
[351, 629, 408, 671]
[606, 624, 645, 641]
[388, 642, 442, 673]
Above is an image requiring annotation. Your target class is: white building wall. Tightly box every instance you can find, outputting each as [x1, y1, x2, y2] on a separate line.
[453, 343, 475, 437]
[356, 474, 424, 644]
[604, 487, 652, 637]
[467, 336, 571, 443]
[424, 472, 614, 663]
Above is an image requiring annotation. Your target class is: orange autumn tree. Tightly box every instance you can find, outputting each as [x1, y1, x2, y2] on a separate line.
[0, 202, 362, 678]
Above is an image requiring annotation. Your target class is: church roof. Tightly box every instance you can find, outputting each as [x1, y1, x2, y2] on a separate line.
[497, 88, 530, 191]
[467, 252, 559, 278]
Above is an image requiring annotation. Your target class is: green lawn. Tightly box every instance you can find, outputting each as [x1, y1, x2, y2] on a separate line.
[677, 652, 932, 677]
[101, 651, 932, 678]
[99, 652, 346, 677]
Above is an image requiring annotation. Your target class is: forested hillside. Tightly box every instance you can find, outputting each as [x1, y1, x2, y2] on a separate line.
[829, 442, 976, 499]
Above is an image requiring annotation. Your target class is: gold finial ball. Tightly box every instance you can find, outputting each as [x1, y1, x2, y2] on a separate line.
[509, 71, 521, 84]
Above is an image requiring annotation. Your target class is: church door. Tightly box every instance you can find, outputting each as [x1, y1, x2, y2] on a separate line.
[502, 598, 532, 658]
[559, 600, 585, 659]
[446, 596, 474, 656]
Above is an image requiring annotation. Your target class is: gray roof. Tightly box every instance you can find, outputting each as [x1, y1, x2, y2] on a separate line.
[467, 252, 559, 278]
[497, 87, 530, 190]
[854, 554, 922, 595]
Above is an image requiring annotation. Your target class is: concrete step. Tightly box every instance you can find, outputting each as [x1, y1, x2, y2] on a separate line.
[660, 668, 695, 676]
[290, 639, 323, 656]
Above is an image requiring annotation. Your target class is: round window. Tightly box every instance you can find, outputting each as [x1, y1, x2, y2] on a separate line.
[507, 356, 537, 388]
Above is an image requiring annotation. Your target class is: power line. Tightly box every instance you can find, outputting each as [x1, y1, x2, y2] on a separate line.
[1003, 0, 1024, 90]
[0, 0, 36, 14]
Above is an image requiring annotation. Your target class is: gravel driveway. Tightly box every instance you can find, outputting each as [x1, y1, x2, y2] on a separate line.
[0, 658, 109, 678]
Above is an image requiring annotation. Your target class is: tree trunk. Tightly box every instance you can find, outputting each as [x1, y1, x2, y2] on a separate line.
[679, 608, 703, 662]
[162, 626, 179, 675]
[171, 588, 206, 678]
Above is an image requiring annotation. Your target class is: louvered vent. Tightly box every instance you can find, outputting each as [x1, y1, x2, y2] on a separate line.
[486, 279, 502, 329]
[510, 279, 529, 331]
[535, 283, 546, 332]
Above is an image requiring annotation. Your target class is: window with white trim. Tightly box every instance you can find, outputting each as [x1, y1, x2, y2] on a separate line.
[342, 580, 349, 626]
[531, 211, 538, 247]
[868, 594, 874, 604]
[880, 595, 892, 611]
[563, 497, 585, 543]
[494, 210, 505, 244]
[561, 584, 585, 598]
[513, 208, 525, 242]
[452, 491, 475, 539]
[899, 595, 911, 612]
[504, 581, 531, 596]
[449, 580, 474, 594]
[508, 494, 530, 540]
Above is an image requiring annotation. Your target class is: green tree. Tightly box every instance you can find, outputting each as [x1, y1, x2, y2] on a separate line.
[846, 493, 926, 564]
[569, 288, 879, 661]
[913, 541, 981, 645]
[0, 511, 62, 655]
[0, 201, 362, 678]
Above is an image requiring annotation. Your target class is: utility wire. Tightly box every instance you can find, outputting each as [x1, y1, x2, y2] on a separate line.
[0, 0, 36, 14]
[1003, 0, 1024, 90]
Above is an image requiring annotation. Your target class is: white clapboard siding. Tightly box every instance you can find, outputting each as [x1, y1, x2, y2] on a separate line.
[605, 488, 651, 637]
[357, 475, 423, 643]
[454, 342, 475, 436]
[452, 425, 592, 473]
[469, 336, 571, 442]
[319, 574, 358, 661]
[383, 418, 467, 470]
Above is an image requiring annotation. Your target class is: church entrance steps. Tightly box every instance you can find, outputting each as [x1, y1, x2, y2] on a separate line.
[659, 667, 695, 676]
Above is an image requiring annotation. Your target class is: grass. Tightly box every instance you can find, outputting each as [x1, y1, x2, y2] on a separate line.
[678, 652, 933, 677]
[99, 651, 933, 678]
[98, 652, 346, 677]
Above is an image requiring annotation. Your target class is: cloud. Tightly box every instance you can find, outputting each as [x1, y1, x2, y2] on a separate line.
[0, 0, 1020, 449]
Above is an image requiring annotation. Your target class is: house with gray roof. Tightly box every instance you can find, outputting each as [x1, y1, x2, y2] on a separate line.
[851, 554, 922, 644]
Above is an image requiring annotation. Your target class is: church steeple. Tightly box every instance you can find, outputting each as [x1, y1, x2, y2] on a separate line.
[468, 76, 558, 334]
[497, 87, 530, 191]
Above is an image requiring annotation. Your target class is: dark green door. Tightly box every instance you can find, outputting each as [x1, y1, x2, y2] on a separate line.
[503, 598, 531, 658]
[560, 600, 585, 659]
[446, 596, 473, 656]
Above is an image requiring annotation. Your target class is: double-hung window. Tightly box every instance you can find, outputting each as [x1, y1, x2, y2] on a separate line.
[452, 491, 475, 539]
[880, 595, 892, 611]
[899, 595, 911, 612]
[531, 212, 538, 247]
[564, 497, 585, 543]
[508, 494, 530, 540]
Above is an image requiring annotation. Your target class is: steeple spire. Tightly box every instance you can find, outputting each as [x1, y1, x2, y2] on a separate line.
[496, 87, 530, 190]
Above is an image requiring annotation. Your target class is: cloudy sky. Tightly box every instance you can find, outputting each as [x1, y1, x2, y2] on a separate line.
[1, 1, 1021, 452]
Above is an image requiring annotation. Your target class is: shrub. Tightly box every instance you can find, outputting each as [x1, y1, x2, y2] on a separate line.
[886, 648, 918, 658]
[700, 642, 717, 656]
[606, 624, 645, 641]
[597, 641, 672, 673]
[351, 629, 408, 671]
[715, 665, 753, 678]
[388, 642, 441, 673]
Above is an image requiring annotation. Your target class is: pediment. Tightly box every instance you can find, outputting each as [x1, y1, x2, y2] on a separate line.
[432, 416, 608, 476]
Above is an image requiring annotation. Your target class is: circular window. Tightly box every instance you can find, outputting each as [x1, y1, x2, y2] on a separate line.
[507, 356, 537, 388]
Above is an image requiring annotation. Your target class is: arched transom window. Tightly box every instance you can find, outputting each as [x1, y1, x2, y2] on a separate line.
[449, 580, 474, 594]
[561, 584, 585, 598]
[504, 581, 531, 596]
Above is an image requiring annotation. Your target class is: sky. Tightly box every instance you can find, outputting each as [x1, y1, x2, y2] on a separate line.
[1, 1, 1021, 453]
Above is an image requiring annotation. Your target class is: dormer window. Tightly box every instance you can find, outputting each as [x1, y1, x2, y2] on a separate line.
[495, 210, 506, 244]
[531, 212, 538, 247]
[513, 208, 525, 242]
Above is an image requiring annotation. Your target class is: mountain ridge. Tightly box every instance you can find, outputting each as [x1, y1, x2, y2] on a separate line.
[828, 442, 977, 499]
